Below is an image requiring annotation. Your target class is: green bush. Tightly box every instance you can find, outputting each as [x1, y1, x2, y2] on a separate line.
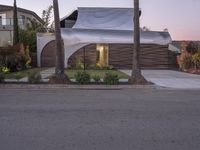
[179, 55, 193, 70]
[0, 44, 31, 72]
[75, 57, 84, 69]
[192, 52, 200, 69]
[103, 73, 119, 85]
[28, 72, 42, 84]
[92, 75, 101, 82]
[0, 66, 10, 74]
[75, 71, 91, 84]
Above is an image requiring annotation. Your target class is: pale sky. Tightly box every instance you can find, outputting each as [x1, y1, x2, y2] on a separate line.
[1, 0, 200, 40]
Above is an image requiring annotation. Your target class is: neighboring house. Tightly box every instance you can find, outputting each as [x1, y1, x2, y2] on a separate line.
[37, 7, 177, 69]
[0, 4, 43, 47]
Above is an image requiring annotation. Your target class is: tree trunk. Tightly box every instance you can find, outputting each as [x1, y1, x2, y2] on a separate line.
[13, 0, 19, 45]
[49, 0, 70, 84]
[129, 0, 147, 84]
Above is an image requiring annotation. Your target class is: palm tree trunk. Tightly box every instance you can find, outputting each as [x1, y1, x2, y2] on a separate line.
[49, 0, 70, 84]
[129, 0, 147, 84]
[13, 0, 19, 45]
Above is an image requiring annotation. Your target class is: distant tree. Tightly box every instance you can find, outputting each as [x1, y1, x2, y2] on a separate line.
[19, 18, 43, 52]
[13, 0, 19, 45]
[42, 5, 53, 28]
[129, 0, 147, 84]
[163, 28, 168, 32]
[19, 6, 54, 53]
[186, 42, 198, 54]
[141, 26, 150, 31]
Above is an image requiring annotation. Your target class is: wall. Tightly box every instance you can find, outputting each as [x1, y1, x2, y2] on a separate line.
[109, 44, 177, 69]
[0, 30, 13, 47]
[37, 33, 55, 67]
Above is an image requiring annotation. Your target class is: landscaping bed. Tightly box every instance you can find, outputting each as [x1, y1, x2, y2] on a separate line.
[64, 69, 129, 79]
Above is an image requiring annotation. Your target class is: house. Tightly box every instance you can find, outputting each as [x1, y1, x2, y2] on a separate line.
[0, 4, 43, 47]
[37, 7, 177, 69]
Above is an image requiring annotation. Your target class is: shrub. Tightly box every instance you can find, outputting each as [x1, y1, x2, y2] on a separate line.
[75, 71, 91, 84]
[92, 75, 101, 82]
[0, 44, 31, 72]
[28, 72, 42, 84]
[0, 66, 10, 74]
[75, 57, 84, 69]
[103, 73, 119, 85]
[177, 53, 193, 70]
[192, 52, 200, 69]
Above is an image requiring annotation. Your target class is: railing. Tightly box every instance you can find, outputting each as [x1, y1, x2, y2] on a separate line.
[0, 18, 26, 26]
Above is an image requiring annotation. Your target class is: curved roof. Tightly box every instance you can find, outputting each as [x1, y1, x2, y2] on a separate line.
[73, 7, 136, 30]
[61, 28, 172, 62]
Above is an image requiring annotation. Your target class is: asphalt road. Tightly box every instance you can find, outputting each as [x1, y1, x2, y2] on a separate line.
[0, 88, 200, 150]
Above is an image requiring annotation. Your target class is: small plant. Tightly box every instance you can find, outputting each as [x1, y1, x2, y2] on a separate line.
[75, 57, 84, 69]
[0, 66, 10, 74]
[92, 75, 101, 83]
[103, 72, 119, 85]
[28, 71, 42, 84]
[75, 71, 91, 84]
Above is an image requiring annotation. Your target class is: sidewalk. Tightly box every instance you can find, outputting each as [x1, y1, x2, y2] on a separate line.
[120, 70, 200, 89]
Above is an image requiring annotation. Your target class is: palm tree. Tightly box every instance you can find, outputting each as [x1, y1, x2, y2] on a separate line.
[13, 0, 19, 45]
[129, 0, 147, 84]
[49, 0, 70, 83]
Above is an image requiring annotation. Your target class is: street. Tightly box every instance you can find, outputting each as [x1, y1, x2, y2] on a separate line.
[0, 88, 200, 150]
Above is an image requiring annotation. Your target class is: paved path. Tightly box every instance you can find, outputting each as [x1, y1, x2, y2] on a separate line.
[120, 70, 200, 89]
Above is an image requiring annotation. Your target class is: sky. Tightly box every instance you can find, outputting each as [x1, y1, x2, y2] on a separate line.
[1, 0, 200, 41]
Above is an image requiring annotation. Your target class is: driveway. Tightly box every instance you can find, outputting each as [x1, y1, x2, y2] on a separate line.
[120, 70, 200, 89]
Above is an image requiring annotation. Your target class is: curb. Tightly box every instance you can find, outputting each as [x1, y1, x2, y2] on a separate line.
[0, 84, 157, 90]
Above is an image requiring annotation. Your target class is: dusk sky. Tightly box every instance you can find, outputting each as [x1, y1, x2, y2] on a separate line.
[1, 0, 200, 40]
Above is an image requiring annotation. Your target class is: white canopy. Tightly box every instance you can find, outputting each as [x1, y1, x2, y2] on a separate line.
[60, 7, 172, 67]
[73, 7, 134, 30]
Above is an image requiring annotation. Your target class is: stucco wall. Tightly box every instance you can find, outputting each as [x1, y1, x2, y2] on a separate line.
[37, 33, 55, 67]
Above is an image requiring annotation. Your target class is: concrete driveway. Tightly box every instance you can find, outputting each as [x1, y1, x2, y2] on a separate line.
[120, 70, 200, 89]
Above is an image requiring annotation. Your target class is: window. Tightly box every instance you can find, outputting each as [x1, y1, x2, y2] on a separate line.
[0, 14, 6, 25]
[96, 44, 109, 67]
[19, 15, 25, 25]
